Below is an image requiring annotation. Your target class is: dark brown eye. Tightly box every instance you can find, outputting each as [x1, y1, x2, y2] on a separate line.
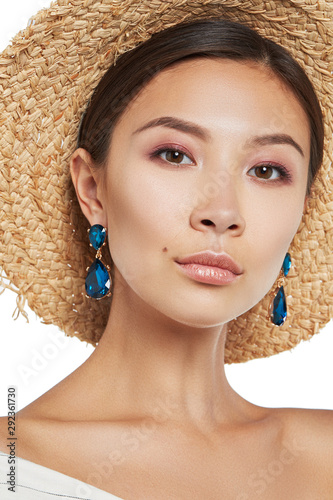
[156, 149, 193, 165]
[254, 166, 274, 179]
[248, 164, 285, 181]
[165, 150, 185, 163]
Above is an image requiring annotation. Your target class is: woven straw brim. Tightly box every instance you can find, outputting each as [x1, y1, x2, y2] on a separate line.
[0, 0, 333, 363]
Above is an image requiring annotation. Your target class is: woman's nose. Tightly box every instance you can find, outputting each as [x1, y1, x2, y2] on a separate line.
[189, 174, 246, 237]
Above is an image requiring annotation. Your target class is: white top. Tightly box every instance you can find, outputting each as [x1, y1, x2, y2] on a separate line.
[0, 452, 125, 500]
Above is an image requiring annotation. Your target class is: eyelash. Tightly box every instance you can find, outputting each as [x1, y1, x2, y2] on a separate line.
[248, 162, 292, 183]
[150, 146, 292, 183]
[150, 145, 194, 166]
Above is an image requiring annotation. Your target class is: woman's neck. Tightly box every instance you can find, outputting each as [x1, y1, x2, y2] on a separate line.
[80, 283, 257, 434]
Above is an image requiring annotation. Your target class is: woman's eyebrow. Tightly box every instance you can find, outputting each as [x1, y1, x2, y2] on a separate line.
[132, 116, 210, 140]
[132, 116, 305, 157]
[244, 133, 305, 157]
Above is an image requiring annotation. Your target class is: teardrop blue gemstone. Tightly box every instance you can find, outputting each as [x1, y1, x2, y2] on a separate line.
[85, 259, 111, 299]
[271, 286, 287, 326]
[282, 253, 291, 277]
[89, 224, 106, 250]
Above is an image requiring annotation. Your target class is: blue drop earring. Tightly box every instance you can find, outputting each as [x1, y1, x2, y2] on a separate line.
[270, 253, 291, 326]
[85, 224, 112, 300]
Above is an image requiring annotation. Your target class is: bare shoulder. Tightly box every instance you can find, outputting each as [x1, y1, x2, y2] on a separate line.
[275, 407, 333, 488]
[0, 416, 9, 453]
[0, 390, 64, 460]
[0, 411, 32, 457]
[0, 415, 19, 456]
[279, 406, 333, 449]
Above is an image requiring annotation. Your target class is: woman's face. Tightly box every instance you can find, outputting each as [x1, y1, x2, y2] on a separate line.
[98, 58, 310, 327]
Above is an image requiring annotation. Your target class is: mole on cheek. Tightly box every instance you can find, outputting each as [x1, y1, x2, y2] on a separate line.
[162, 247, 168, 253]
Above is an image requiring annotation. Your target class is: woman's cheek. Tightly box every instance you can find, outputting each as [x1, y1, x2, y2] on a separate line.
[106, 172, 177, 261]
[243, 191, 302, 280]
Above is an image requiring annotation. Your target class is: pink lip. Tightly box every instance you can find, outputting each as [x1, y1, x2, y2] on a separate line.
[175, 251, 243, 285]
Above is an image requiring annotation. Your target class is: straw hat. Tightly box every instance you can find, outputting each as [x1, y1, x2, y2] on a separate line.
[0, 0, 332, 364]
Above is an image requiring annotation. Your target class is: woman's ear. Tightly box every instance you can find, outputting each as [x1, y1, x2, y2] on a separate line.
[70, 148, 107, 227]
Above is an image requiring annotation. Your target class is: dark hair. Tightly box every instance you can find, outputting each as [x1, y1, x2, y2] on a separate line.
[77, 18, 324, 196]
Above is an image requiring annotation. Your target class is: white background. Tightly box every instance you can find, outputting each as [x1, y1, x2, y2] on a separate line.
[0, 0, 332, 415]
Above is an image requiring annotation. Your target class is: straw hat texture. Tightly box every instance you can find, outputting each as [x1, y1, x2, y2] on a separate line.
[0, 0, 333, 363]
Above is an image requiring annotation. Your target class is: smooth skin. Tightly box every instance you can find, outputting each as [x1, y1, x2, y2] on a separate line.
[1, 58, 333, 499]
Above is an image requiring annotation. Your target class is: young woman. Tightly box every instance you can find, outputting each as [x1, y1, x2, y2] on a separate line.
[0, 1, 333, 499]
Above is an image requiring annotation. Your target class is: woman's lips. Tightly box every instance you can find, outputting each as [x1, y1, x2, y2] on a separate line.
[175, 262, 240, 285]
[174, 251, 243, 285]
